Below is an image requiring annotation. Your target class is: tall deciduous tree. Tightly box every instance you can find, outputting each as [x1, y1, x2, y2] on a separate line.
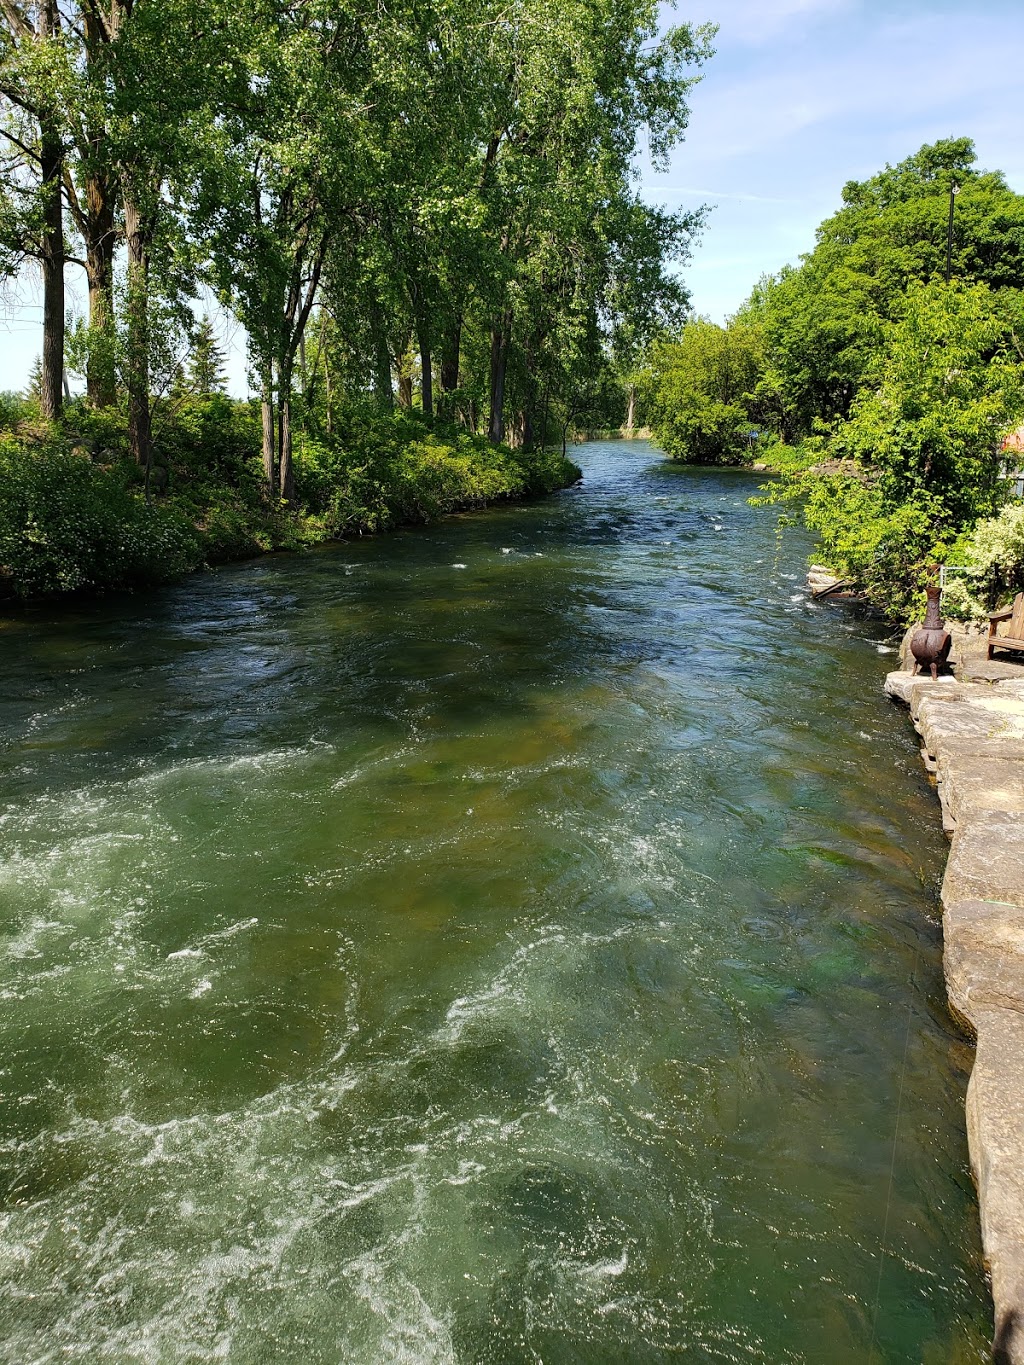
[0, 0, 69, 419]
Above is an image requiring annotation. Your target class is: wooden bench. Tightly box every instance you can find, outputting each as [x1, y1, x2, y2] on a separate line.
[988, 592, 1024, 659]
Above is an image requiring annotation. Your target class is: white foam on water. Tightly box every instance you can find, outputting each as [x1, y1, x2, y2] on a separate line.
[577, 1249, 629, 1279]
[436, 930, 568, 1044]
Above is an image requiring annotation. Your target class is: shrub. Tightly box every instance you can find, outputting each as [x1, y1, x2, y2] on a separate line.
[295, 411, 579, 537]
[938, 504, 1024, 620]
[802, 475, 947, 619]
[0, 402, 580, 601]
[0, 439, 200, 598]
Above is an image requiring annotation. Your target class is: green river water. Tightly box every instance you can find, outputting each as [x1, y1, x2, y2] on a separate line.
[0, 441, 991, 1362]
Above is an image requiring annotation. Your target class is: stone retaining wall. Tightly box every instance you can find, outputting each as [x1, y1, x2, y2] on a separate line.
[885, 645, 1024, 1364]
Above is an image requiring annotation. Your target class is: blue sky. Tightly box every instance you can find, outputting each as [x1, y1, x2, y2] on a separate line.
[641, 0, 1024, 321]
[0, 0, 1022, 394]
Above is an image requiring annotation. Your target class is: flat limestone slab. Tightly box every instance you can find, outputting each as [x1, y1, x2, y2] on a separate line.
[918, 699, 1024, 758]
[961, 660, 1024, 685]
[944, 898, 1024, 1027]
[884, 671, 960, 704]
[884, 666, 1024, 1361]
[942, 811, 1024, 912]
[909, 683, 1024, 730]
[968, 1007, 1024, 1365]
[910, 680, 968, 720]
[884, 670, 920, 703]
[938, 754, 1024, 824]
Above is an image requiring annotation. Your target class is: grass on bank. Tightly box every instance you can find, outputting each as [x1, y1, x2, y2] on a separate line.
[0, 394, 581, 600]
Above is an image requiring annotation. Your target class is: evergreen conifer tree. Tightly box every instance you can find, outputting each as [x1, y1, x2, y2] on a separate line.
[188, 318, 226, 396]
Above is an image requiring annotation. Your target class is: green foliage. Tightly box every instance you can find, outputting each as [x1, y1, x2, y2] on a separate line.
[0, 400, 580, 599]
[802, 476, 947, 619]
[742, 138, 1024, 439]
[296, 410, 579, 536]
[829, 281, 1023, 524]
[642, 319, 763, 463]
[940, 505, 1024, 620]
[187, 318, 227, 397]
[0, 440, 200, 598]
[713, 139, 1024, 623]
[787, 279, 1024, 617]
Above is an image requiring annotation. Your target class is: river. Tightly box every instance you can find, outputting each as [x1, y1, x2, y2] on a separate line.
[0, 440, 991, 1362]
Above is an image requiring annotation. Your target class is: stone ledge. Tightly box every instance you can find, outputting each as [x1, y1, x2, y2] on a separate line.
[944, 899, 1024, 1028]
[887, 666, 1024, 1362]
[919, 699, 1024, 760]
[964, 661, 1024, 685]
[968, 1007, 1024, 1365]
[884, 670, 957, 705]
[939, 755, 1024, 824]
[942, 812, 1024, 913]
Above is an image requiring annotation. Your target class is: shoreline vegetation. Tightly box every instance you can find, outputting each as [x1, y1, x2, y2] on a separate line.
[0, 396, 581, 602]
[0, 0, 713, 606]
[638, 138, 1024, 627]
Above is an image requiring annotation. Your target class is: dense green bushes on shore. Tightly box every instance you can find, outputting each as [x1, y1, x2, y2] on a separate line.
[0, 397, 580, 601]
[638, 139, 1024, 622]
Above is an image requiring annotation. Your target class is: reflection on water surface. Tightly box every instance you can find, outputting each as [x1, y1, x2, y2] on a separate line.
[0, 442, 989, 1362]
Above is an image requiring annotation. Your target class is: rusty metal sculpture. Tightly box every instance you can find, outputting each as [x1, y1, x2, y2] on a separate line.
[910, 576, 952, 680]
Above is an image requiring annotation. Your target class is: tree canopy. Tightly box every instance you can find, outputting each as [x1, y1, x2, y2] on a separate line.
[638, 138, 1024, 618]
[0, 0, 714, 497]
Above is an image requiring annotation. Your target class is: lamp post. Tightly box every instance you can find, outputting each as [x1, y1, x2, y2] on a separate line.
[945, 181, 960, 283]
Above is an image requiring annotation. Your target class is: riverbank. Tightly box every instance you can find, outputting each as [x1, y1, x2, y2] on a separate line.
[885, 633, 1024, 1364]
[0, 399, 581, 601]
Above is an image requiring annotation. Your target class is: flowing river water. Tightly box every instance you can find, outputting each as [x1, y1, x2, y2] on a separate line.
[0, 440, 993, 1362]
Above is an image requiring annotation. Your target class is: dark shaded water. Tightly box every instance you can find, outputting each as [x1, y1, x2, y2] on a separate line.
[0, 441, 989, 1362]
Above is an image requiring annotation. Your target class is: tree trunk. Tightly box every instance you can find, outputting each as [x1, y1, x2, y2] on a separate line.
[419, 331, 432, 418]
[39, 117, 64, 423]
[488, 318, 510, 444]
[522, 408, 534, 451]
[279, 390, 295, 504]
[323, 348, 333, 435]
[368, 296, 393, 410]
[397, 374, 413, 409]
[84, 174, 117, 406]
[124, 194, 152, 475]
[439, 318, 461, 421]
[79, 4, 121, 407]
[625, 383, 636, 436]
[261, 364, 276, 491]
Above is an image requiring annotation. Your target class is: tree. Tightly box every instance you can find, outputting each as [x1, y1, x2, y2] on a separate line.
[187, 315, 225, 396]
[642, 317, 763, 462]
[831, 281, 1024, 524]
[0, 0, 69, 420]
[747, 139, 1024, 439]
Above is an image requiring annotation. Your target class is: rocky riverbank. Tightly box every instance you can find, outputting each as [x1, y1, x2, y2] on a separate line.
[885, 631, 1024, 1364]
